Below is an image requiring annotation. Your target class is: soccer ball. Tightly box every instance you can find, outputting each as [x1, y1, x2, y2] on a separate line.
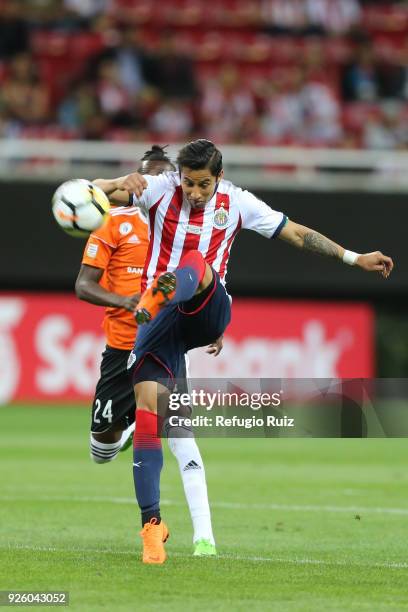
[52, 179, 110, 238]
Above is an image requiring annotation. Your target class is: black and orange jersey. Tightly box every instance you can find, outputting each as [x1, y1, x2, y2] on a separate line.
[82, 206, 149, 350]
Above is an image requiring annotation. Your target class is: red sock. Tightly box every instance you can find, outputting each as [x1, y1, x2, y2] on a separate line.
[179, 250, 206, 284]
[133, 410, 162, 449]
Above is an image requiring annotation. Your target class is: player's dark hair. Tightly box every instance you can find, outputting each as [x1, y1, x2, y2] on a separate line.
[141, 144, 170, 162]
[138, 145, 176, 170]
[176, 139, 223, 177]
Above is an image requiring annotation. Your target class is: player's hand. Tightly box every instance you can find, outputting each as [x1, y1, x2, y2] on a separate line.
[114, 173, 148, 198]
[356, 251, 394, 278]
[120, 293, 141, 312]
[206, 335, 224, 356]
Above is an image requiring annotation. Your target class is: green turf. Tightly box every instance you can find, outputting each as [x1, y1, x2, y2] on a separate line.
[1, 405, 408, 611]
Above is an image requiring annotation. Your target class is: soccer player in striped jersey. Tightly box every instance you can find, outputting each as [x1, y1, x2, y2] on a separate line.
[96, 139, 394, 564]
[77, 146, 220, 559]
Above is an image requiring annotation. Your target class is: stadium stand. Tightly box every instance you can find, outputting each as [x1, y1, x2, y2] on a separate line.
[0, 0, 407, 147]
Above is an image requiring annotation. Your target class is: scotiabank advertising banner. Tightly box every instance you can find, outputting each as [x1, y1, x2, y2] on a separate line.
[0, 294, 374, 403]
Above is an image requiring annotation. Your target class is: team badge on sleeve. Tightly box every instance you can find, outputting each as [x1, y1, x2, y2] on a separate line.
[213, 206, 229, 229]
[86, 243, 99, 258]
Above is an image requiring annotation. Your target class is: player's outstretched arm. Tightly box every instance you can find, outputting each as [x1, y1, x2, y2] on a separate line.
[75, 264, 140, 311]
[279, 220, 394, 278]
[93, 173, 148, 204]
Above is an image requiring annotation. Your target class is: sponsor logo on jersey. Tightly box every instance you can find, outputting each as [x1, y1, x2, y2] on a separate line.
[186, 223, 203, 235]
[213, 207, 229, 229]
[127, 266, 143, 275]
[127, 234, 141, 244]
[86, 243, 98, 258]
[119, 222, 133, 236]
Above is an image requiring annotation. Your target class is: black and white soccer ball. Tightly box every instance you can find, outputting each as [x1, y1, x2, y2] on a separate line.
[52, 179, 110, 238]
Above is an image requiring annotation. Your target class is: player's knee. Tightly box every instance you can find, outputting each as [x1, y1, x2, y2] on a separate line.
[89, 434, 121, 464]
[165, 417, 195, 455]
[134, 380, 169, 415]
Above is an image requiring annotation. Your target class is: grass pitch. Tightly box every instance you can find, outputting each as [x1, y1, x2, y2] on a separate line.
[1, 405, 408, 611]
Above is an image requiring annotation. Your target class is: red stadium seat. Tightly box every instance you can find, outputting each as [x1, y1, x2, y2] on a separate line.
[111, 0, 156, 25]
[362, 4, 408, 35]
[342, 102, 382, 136]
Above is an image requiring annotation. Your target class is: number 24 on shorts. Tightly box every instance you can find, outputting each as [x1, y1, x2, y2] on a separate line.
[94, 399, 113, 423]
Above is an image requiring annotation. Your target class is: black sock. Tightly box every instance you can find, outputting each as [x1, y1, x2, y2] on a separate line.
[142, 510, 161, 526]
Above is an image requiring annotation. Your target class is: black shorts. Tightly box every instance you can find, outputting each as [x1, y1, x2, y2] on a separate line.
[90, 345, 190, 433]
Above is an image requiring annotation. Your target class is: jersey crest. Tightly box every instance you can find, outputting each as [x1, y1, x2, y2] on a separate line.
[119, 222, 133, 235]
[213, 206, 229, 229]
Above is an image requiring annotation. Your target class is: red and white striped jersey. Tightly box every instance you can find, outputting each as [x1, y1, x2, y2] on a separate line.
[133, 172, 286, 291]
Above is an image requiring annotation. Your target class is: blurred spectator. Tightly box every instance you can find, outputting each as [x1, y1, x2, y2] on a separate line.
[58, 82, 99, 132]
[0, 0, 406, 149]
[82, 114, 109, 140]
[200, 65, 256, 141]
[0, 1, 29, 60]
[27, 0, 86, 32]
[376, 57, 406, 100]
[259, 0, 361, 36]
[301, 80, 342, 144]
[260, 0, 320, 35]
[148, 32, 197, 100]
[259, 72, 304, 141]
[64, 0, 109, 19]
[149, 99, 193, 139]
[259, 68, 342, 144]
[0, 53, 50, 132]
[363, 103, 408, 150]
[94, 59, 137, 127]
[341, 41, 379, 101]
[91, 26, 150, 98]
[306, 0, 361, 34]
[114, 27, 148, 97]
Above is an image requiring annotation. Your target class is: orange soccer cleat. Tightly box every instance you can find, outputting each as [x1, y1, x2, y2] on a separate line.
[135, 272, 176, 325]
[139, 518, 170, 564]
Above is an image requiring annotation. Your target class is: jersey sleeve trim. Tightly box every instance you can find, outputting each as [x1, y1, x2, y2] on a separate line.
[81, 260, 106, 270]
[271, 215, 288, 239]
[90, 234, 116, 249]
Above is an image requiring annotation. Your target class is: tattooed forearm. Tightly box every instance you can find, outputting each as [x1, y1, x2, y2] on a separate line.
[303, 232, 340, 259]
